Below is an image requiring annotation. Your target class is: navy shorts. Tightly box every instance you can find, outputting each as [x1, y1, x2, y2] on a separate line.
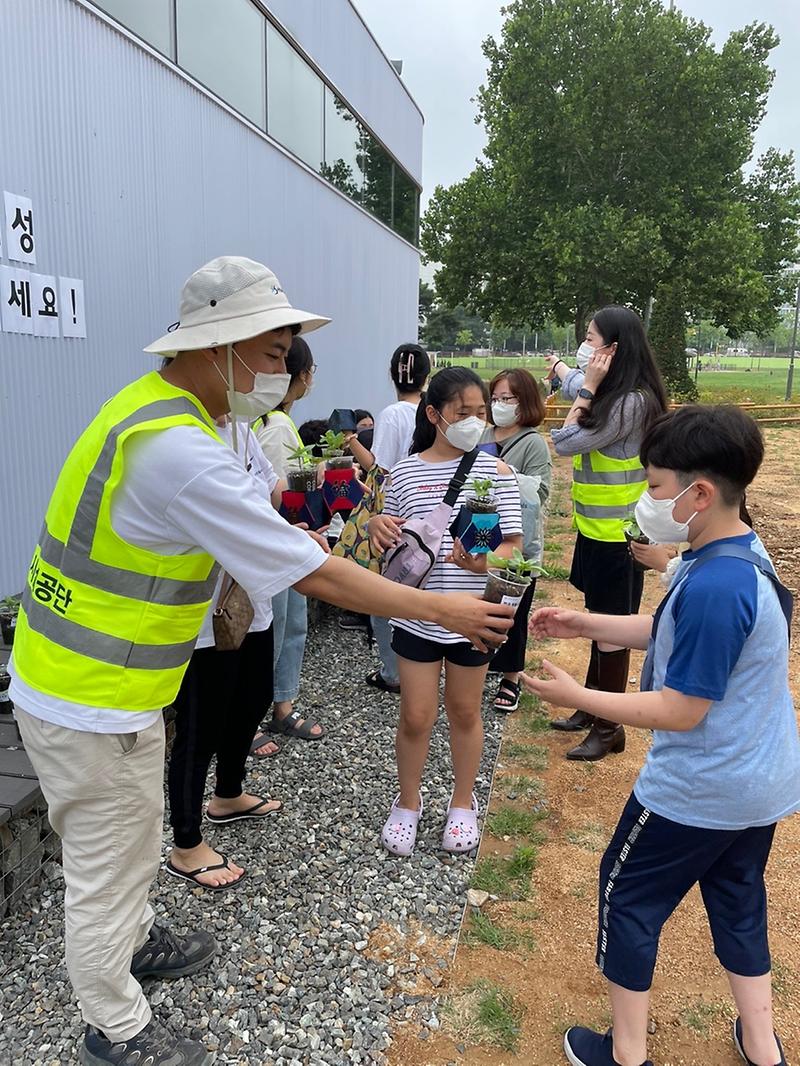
[597, 793, 775, 992]
[391, 626, 493, 667]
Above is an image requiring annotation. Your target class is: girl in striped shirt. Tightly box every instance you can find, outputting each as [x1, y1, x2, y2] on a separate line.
[369, 368, 522, 856]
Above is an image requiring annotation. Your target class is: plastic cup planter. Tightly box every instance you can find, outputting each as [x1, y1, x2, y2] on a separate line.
[320, 431, 362, 514]
[622, 519, 650, 572]
[0, 597, 19, 647]
[450, 478, 503, 554]
[482, 551, 545, 649]
[280, 444, 327, 530]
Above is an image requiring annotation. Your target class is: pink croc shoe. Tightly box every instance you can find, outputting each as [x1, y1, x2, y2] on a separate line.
[441, 793, 480, 853]
[381, 793, 423, 856]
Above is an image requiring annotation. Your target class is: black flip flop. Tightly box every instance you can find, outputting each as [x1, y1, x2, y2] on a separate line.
[267, 708, 324, 740]
[493, 678, 521, 713]
[206, 798, 283, 824]
[365, 669, 401, 695]
[249, 731, 281, 758]
[164, 852, 247, 892]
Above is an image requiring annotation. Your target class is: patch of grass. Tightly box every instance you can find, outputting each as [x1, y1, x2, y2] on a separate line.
[504, 741, 549, 771]
[443, 980, 524, 1053]
[534, 585, 550, 601]
[543, 562, 571, 580]
[499, 774, 545, 802]
[772, 957, 792, 997]
[543, 540, 561, 552]
[464, 912, 536, 953]
[565, 822, 607, 852]
[471, 844, 539, 900]
[679, 1000, 726, 1035]
[518, 699, 552, 736]
[487, 805, 548, 842]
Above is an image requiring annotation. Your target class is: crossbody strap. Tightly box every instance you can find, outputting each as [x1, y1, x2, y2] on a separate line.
[443, 448, 480, 508]
[498, 430, 537, 459]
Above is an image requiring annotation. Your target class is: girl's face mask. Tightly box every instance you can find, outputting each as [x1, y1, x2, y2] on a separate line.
[438, 414, 486, 452]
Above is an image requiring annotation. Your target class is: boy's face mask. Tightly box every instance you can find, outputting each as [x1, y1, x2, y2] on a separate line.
[634, 482, 698, 544]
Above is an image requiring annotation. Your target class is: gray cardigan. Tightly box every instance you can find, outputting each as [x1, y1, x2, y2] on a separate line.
[551, 391, 647, 460]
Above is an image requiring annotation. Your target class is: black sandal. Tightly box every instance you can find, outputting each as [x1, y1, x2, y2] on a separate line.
[365, 669, 401, 695]
[164, 852, 247, 892]
[267, 707, 324, 740]
[493, 678, 521, 713]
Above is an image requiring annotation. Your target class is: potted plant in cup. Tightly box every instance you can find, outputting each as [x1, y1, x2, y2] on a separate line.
[320, 430, 354, 470]
[450, 477, 503, 554]
[284, 442, 320, 493]
[320, 430, 363, 514]
[622, 518, 650, 572]
[483, 549, 545, 606]
[0, 596, 20, 647]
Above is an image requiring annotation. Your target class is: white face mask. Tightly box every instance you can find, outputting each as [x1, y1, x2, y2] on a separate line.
[634, 483, 698, 544]
[215, 345, 291, 419]
[576, 341, 595, 370]
[439, 414, 486, 452]
[491, 400, 519, 427]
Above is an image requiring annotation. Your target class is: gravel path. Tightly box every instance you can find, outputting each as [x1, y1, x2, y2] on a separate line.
[0, 611, 505, 1065]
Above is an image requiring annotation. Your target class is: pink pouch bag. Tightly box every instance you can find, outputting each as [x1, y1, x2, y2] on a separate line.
[381, 449, 478, 588]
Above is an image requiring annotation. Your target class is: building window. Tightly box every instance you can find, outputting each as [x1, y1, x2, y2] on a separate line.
[267, 24, 324, 170]
[393, 165, 419, 245]
[176, 0, 266, 129]
[95, 0, 174, 57]
[360, 134, 393, 229]
[323, 89, 365, 202]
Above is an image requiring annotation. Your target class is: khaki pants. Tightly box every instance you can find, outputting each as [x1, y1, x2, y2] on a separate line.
[15, 706, 165, 1041]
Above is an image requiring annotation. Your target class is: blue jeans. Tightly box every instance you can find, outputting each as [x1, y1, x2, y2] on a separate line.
[272, 587, 308, 703]
[371, 614, 399, 686]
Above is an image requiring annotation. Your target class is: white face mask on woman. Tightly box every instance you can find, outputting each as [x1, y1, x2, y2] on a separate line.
[439, 414, 486, 452]
[491, 400, 519, 427]
[634, 483, 698, 544]
[576, 341, 595, 370]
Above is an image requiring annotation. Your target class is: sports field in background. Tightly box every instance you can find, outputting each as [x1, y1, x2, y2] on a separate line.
[438, 353, 798, 404]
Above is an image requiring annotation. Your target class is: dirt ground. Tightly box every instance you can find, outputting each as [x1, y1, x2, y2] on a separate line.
[388, 426, 800, 1066]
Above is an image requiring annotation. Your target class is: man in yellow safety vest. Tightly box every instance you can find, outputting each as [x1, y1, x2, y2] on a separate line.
[9, 257, 514, 1066]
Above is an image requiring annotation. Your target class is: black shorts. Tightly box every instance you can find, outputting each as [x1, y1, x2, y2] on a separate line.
[569, 532, 644, 614]
[597, 793, 775, 992]
[391, 626, 493, 667]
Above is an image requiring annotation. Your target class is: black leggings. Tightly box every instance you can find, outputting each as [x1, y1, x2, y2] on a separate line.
[168, 627, 274, 849]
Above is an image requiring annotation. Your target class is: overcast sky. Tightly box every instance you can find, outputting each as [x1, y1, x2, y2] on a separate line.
[356, 0, 800, 209]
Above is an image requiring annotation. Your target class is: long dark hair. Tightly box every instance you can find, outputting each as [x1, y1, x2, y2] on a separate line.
[260, 333, 313, 422]
[391, 343, 431, 395]
[410, 367, 486, 454]
[580, 306, 667, 438]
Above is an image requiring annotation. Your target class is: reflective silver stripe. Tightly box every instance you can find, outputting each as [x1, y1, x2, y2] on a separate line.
[39, 526, 219, 607]
[573, 457, 646, 486]
[22, 592, 197, 670]
[574, 501, 635, 519]
[67, 397, 213, 557]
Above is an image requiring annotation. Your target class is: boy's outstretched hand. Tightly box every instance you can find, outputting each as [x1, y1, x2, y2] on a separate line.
[528, 606, 586, 641]
[521, 660, 584, 708]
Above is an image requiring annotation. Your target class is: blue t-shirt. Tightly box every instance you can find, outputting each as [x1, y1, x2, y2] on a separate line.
[634, 532, 800, 830]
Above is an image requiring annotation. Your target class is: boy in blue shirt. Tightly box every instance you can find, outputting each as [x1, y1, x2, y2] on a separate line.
[523, 405, 798, 1066]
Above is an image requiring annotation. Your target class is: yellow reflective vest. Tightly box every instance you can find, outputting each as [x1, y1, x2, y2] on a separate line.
[572, 450, 647, 542]
[13, 372, 223, 712]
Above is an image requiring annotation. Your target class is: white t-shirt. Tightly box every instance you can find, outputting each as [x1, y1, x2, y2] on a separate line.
[383, 451, 522, 643]
[254, 410, 300, 480]
[372, 400, 418, 472]
[194, 420, 278, 649]
[10, 418, 326, 733]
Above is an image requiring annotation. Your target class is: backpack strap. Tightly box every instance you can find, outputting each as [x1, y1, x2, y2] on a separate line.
[443, 448, 480, 508]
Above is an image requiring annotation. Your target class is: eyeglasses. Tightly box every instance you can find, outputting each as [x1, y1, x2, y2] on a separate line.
[492, 394, 516, 403]
[309, 364, 317, 374]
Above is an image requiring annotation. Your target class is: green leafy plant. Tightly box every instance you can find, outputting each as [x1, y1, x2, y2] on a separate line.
[622, 519, 647, 541]
[469, 477, 495, 500]
[487, 547, 546, 582]
[284, 442, 318, 468]
[319, 429, 348, 458]
[0, 596, 20, 617]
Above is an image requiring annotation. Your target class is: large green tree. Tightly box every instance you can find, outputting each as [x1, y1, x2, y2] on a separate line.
[422, 0, 800, 398]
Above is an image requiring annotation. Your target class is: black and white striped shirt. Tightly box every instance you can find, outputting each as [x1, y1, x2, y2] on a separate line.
[384, 451, 522, 643]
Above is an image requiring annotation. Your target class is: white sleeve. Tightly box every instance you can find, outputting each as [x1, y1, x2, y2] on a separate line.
[255, 416, 298, 480]
[372, 408, 404, 471]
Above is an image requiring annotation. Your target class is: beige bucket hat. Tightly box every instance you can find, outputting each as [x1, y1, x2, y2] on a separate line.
[144, 256, 330, 356]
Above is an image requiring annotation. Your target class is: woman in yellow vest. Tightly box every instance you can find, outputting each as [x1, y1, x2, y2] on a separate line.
[550, 305, 667, 760]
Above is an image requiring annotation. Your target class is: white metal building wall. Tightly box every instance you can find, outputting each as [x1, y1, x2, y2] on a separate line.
[0, 0, 422, 595]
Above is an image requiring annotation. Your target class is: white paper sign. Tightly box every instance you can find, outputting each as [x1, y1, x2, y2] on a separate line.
[4, 191, 36, 264]
[0, 265, 34, 334]
[59, 276, 86, 338]
[30, 273, 60, 337]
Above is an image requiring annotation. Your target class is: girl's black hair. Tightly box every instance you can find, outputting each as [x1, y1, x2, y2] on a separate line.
[580, 306, 668, 438]
[273, 334, 313, 414]
[354, 409, 373, 423]
[639, 404, 764, 506]
[410, 366, 486, 454]
[390, 343, 431, 395]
